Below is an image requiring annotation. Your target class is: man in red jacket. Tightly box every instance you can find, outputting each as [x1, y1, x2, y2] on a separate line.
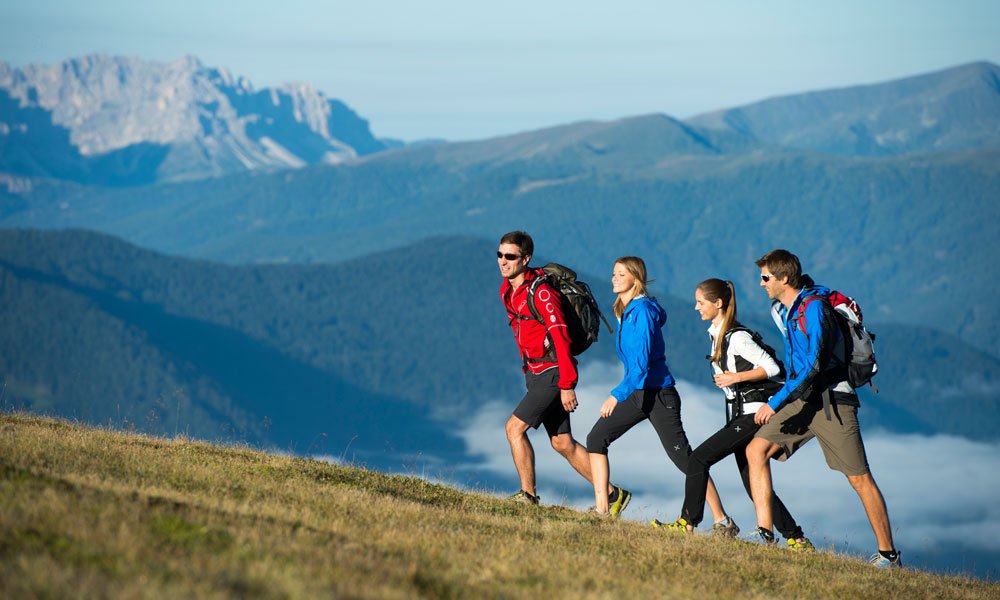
[498, 231, 628, 513]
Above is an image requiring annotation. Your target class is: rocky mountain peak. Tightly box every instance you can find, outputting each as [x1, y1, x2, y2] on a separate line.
[0, 54, 386, 183]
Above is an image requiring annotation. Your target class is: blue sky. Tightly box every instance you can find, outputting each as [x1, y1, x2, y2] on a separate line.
[2, 1, 999, 141]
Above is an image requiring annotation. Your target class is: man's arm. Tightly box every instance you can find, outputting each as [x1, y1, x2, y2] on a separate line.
[764, 298, 837, 412]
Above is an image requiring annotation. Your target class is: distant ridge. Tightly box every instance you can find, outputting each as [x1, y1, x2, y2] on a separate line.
[0, 55, 386, 184]
[687, 62, 1000, 155]
[372, 113, 763, 170]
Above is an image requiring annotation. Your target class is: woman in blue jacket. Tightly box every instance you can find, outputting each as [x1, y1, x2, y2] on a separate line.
[585, 257, 729, 524]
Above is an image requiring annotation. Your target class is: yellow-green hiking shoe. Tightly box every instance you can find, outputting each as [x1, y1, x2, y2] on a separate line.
[787, 537, 815, 551]
[509, 490, 540, 506]
[652, 517, 692, 533]
[609, 485, 632, 517]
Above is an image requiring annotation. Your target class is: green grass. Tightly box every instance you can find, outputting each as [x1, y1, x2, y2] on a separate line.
[1, 413, 995, 599]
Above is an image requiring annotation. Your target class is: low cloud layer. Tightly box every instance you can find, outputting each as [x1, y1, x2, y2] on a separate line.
[453, 361, 1000, 577]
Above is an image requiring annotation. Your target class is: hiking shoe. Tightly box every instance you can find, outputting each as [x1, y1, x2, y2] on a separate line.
[652, 517, 692, 533]
[787, 537, 816, 551]
[608, 485, 632, 517]
[711, 516, 739, 538]
[509, 489, 539, 506]
[869, 551, 903, 568]
[743, 527, 778, 546]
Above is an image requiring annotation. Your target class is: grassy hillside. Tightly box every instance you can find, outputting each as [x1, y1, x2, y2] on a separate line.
[2, 413, 995, 599]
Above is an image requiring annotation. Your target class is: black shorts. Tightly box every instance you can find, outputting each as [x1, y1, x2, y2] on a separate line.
[513, 369, 572, 438]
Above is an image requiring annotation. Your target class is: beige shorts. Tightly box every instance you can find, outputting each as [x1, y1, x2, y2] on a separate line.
[755, 398, 871, 476]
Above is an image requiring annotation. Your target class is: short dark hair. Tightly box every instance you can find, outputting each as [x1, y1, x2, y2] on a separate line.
[755, 249, 802, 289]
[499, 231, 533, 258]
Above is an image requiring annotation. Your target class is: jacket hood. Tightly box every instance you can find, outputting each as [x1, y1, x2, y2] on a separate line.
[769, 275, 830, 332]
[625, 295, 666, 326]
[793, 276, 830, 312]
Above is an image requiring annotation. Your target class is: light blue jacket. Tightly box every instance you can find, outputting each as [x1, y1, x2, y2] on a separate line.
[610, 296, 675, 402]
[767, 282, 856, 410]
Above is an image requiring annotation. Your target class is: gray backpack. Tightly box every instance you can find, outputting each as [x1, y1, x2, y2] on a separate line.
[795, 291, 879, 392]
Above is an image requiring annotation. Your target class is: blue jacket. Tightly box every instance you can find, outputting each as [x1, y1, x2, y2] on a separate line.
[610, 296, 675, 402]
[767, 282, 856, 411]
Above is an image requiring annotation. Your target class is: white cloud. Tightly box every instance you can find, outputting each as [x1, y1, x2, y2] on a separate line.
[452, 361, 1000, 573]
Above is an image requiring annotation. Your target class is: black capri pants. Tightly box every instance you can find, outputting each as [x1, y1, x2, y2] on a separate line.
[585, 386, 692, 475]
[681, 413, 804, 539]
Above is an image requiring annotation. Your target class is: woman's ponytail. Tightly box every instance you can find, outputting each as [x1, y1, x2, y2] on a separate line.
[698, 278, 738, 364]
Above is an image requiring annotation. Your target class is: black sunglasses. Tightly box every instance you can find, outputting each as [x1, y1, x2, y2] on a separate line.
[497, 251, 522, 261]
[760, 274, 774, 282]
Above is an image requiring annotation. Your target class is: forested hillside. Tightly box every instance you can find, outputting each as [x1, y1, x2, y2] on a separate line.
[4, 136, 998, 361]
[2, 229, 998, 446]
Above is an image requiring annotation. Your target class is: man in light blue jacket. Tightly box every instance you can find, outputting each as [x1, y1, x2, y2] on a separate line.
[746, 249, 901, 568]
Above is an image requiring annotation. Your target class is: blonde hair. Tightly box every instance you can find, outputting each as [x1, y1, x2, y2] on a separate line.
[697, 278, 737, 364]
[613, 256, 650, 320]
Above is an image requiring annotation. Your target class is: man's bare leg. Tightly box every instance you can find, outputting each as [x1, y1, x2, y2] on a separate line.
[847, 472, 895, 551]
[550, 432, 594, 483]
[506, 415, 536, 495]
[747, 436, 784, 531]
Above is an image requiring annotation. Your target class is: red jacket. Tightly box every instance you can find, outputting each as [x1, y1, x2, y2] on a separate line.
[500, 268, 578, 389]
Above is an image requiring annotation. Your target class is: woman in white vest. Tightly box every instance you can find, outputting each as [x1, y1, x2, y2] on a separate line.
[653, 278, 814, 548]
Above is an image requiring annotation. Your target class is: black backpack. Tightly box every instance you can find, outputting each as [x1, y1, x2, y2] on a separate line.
[717, 324, 785, 422]
[525, 263, 613, 357]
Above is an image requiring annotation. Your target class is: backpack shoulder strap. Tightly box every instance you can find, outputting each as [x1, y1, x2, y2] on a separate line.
[524, 270, 548, 323]
[794, 295, 827, 334]
[796, 293, 852, 379]
[718, 324, 751, 368]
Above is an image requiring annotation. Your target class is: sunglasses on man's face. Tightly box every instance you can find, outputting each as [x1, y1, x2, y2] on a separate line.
[760, 274, 775, 282]
[497, 251, 522, 261]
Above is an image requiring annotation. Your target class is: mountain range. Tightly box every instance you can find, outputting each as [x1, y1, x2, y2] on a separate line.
[3, 64, 999, 357]
[3, 58, 997, 185]
[0, 55, 386, 184]
[1, 57, 999, 448]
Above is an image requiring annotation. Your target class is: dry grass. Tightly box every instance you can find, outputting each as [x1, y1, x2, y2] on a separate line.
[1, 412, 995, 599]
